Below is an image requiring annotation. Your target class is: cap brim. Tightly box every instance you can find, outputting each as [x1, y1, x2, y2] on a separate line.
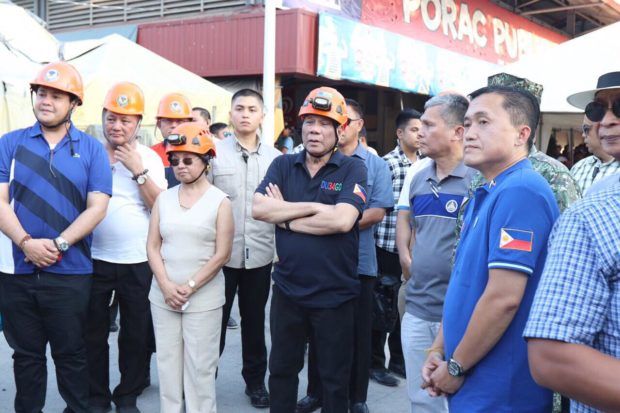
[567, 86, 620, 110]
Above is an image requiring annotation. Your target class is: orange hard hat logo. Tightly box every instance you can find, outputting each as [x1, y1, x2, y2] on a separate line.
[116, 95, 129, 108]
[169, 101, 182, 113]
[44, 69, 59, 83]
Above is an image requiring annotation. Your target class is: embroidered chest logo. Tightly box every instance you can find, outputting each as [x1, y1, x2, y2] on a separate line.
[445, 199, 458, 213]
[499, 228, 533, 252]
[320, 180, 342, 192]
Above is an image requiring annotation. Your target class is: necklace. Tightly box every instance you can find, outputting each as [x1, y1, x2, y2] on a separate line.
[178, 186, 191, 210]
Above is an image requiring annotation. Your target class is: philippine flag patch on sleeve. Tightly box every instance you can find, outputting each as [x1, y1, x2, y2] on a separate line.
[353, 184, 367, 203]
[499, 228, 533, 252]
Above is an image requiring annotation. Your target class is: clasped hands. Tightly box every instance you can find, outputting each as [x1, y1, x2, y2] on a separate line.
[162, 279, 194, 311]
[23, 238, 60, 268]
[421, 352, 464, 396]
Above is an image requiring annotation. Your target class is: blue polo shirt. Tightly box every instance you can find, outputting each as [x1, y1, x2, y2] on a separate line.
[256, 150, 367, 308]
[351, 145, 393, 276]
[0, 122, 112, 275]
[443, 159, 557, 412]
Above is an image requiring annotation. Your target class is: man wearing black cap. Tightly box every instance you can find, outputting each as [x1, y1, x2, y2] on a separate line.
[525, 71, 620, 413]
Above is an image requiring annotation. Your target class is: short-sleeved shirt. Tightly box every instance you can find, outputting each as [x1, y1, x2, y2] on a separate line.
[396, 157, 433, 210]
[351, 144, 393, 276]
[585, 173, 620, 195]
[374, 145, 413, 253]
[256, 150, 367, 308]
[570, 155, 620, 193]
[443, 159, 558, 412]
[209, 135, 280, 269]
[524, 183, 620, 413]
[92, 143, 167, 264]
[452, 146, 581, 263]
[0, 122, 112, 275]
[403, 160, 475, 322]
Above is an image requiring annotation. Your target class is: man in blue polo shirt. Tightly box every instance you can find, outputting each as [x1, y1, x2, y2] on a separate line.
[0, 62, 112, 413]
[421, 86, 558, 412]
[397, 94, 474, 413]
[253, 87, 367, 413]
[297, 98, 393, 413]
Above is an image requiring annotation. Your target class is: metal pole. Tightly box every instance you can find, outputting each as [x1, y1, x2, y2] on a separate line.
[262, 0, 276, 145]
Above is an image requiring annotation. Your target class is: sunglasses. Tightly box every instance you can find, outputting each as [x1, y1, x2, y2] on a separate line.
[169, 157, 195, 166]
[585, 98, 620, 122]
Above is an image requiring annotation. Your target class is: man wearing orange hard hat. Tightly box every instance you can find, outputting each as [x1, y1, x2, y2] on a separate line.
[0, 61, 112, 413]
[86, 82, 166, 413]
[253, 86, 368, 413]
[151, 93, 194, 187]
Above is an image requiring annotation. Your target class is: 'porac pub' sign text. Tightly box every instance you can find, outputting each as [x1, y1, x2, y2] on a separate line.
[363, 0, 566, 64]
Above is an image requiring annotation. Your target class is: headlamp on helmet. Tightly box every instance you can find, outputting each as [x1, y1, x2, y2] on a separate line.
[166, 133, 187, 146]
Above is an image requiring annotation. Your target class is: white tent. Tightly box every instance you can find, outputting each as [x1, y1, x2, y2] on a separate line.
[64, 35, 232, 142]
[1, 2, 232, 139]
[0, 1, 60, 134]
[493, 21, 620, 114]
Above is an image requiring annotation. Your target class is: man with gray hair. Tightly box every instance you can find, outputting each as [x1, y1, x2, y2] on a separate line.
[396, 94, 474, 412]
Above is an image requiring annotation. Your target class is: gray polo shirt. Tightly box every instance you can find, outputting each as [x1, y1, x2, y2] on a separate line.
[208, 135, 280, 269]
[403, 160, 475, 322]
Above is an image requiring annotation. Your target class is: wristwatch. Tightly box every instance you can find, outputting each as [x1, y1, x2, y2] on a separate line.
[187, 279, 196, 290]
[448, 357, 465, 377]
[54, 236, 70, 253]
[132, 169, 149, 185]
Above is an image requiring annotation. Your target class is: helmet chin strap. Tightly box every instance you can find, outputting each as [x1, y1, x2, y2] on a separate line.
[304, 123, 341, 159]
[185, 164, 209, 185]
[31, 92, 76, 130]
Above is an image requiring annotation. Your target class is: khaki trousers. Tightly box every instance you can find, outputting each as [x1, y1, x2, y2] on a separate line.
[151, 304, 222, 413]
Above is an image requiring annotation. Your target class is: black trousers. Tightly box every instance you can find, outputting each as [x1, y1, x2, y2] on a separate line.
[0, 271, 92, 413]
[307, 276, 375, 404]
[269, 285, 355, 413]
[219, 264, 272, 387]
[85, 260, 153, 408]
[371, 247, 405, 369]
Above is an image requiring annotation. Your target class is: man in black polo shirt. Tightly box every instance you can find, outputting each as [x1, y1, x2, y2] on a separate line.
[253, 87, 367, 413]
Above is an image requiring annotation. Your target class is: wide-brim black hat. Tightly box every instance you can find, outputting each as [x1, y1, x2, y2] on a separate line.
[567, 71, 620, 109]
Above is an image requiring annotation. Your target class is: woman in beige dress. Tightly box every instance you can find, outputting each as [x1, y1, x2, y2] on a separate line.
[147, 122, 233, 413]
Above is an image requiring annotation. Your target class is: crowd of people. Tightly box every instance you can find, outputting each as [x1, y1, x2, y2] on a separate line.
[0, 59, 618, 413]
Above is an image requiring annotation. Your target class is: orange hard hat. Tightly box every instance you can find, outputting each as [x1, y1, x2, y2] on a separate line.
[156, 93, 192, 120]
[298, 87, 348, 125]
[30, 61, 84, 105]
[103, 82, 144, 116]
[165, 122, 216, 158]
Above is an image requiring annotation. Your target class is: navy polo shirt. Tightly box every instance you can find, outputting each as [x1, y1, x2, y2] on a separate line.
[443, 159, 557, 412]
[351, 144, 393, 277]
[0, 122, 112, 275]
[256, 150, 367, 308]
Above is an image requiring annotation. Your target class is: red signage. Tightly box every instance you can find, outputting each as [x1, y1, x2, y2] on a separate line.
[362, 0, 567, 64]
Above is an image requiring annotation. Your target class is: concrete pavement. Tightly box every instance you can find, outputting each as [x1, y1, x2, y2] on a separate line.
[0, 302, 409, 413]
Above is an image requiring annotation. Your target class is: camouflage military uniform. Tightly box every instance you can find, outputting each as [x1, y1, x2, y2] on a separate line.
[453, 146, 582, 261]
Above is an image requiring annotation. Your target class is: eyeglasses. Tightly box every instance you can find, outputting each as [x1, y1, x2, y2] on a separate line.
[348, 118, 362, 123]
[584, 98, 620, 122]
[169, 157, 195, 166]
[582, 124, 592, 135]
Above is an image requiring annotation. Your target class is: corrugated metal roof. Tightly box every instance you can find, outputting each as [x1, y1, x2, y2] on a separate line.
[137, 8, 317, 77]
